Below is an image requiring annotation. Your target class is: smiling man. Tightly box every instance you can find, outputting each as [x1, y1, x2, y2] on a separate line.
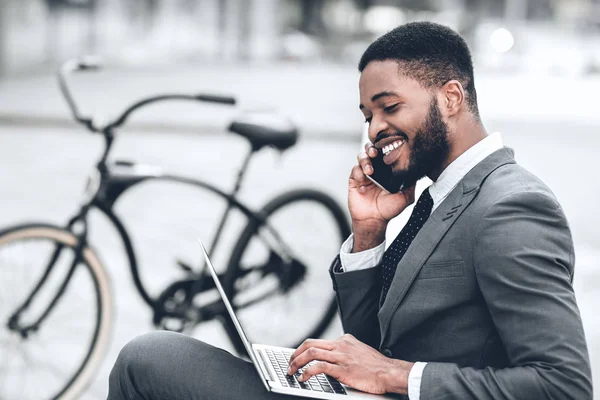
[287, 22, 593, 399]
[107, 22, 592, 400]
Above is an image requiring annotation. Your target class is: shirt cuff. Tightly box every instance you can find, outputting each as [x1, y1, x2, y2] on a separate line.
[337, 234, 385, 273]
[408, 362, 427, 400]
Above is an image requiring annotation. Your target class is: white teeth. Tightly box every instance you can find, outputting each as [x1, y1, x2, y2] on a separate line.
[382, 140, 404, 156]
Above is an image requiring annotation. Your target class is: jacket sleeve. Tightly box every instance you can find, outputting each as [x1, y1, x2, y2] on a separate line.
[419, 191, 592, 400]
[329, 256, 382, 349]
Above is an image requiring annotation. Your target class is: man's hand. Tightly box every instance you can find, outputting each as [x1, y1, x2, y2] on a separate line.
[350, 144, 415, 252]
[287, 334, 414, 395]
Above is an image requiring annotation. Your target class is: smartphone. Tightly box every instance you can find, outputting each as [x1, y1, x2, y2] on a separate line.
[365, 148, 404, 194]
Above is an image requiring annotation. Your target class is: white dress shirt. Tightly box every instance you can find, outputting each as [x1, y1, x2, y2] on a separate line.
[338, 132, 504, 399]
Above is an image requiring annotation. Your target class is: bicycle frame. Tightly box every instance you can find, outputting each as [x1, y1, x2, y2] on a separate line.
[86, 148, 270, 308]
[9, 137, 294, 338]
[8, 56, 297, 345]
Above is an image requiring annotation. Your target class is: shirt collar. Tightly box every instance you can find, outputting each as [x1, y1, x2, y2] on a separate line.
[429, 132, 504, 209]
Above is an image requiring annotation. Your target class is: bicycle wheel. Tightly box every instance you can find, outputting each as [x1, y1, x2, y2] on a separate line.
[225, 189, 350, 348]
[0, 224, 112, 400]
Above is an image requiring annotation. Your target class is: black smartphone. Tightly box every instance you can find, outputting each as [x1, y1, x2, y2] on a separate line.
[365, 148, 403, 194]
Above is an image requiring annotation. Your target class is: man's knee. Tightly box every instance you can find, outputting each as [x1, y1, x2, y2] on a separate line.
[110, 331, 224, 387]
[109, 331, 269, 400]
[115, 331, 165, 370]
[109, 331, 184, 394]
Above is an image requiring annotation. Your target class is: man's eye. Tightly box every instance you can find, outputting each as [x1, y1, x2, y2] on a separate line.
[384, 104, 399, 113]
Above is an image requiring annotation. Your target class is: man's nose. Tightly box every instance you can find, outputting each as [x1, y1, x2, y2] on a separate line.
[369, 116, 390, 143]
[368, 115, 390, 144]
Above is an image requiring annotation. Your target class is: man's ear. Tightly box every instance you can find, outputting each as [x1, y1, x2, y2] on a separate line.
[442, 80, 465, 117]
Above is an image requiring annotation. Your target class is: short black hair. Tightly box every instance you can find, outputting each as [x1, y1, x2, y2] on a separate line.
[359, 21, 479, 116]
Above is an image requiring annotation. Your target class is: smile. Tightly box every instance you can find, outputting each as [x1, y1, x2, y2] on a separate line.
[382, 140, 405, 156]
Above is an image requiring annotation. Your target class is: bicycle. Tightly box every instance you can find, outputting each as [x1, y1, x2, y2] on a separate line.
[0, 57, 350, 400]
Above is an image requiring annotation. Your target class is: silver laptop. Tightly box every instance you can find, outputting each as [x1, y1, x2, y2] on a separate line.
[199, 240, 396, 399]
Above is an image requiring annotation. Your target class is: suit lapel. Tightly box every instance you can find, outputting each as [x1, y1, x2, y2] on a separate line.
[377, 147, 517, 346]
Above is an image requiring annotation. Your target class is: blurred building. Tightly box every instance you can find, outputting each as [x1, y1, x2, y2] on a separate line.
[0, 0, 598, 78]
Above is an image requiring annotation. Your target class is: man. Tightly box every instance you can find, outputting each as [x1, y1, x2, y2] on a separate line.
[108, 22, 592, 399]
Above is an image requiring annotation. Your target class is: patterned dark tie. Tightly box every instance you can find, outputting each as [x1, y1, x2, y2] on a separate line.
[380, 188, 434, 304]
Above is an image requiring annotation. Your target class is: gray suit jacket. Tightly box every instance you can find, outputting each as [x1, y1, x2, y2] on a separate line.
[329, 148, 592, 399]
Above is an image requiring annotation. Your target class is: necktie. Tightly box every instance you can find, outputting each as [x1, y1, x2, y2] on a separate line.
[380, 188, 434, 304]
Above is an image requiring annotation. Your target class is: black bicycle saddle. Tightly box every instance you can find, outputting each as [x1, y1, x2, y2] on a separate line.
[228, 112, 298, 151]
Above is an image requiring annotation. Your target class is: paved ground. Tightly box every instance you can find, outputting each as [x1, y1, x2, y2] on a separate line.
[1, 64, 599, 398]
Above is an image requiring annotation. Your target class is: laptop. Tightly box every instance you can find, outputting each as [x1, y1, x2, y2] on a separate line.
[199, 240, 396, 399]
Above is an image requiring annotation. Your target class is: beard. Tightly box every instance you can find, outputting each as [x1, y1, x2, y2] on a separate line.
[390, 98, 450, 190]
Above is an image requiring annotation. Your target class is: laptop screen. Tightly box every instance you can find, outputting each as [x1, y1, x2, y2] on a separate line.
[198, 239, 270, 390]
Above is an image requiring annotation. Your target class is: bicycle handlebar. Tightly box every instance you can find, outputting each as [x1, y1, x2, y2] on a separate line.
[106, 93, 236, 130]
[58, 57, 237, 133]
[194, 94, 236, 105]
[58, 57, 102, 131]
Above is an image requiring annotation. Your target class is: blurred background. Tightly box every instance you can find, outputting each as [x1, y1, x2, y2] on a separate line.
[2, 0, 600, 74]
[1, 0, 599, 398]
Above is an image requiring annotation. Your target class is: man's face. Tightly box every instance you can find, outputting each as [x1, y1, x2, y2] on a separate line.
[359, 60, 450, 189]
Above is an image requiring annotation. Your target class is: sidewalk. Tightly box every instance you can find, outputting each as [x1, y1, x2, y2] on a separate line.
[2, 62, 600, 140]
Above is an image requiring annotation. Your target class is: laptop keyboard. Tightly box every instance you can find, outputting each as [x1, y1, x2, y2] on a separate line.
[263, 348, 346, 395]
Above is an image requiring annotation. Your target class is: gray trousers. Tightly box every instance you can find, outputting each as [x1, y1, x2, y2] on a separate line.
[107, 331, 303, 400]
